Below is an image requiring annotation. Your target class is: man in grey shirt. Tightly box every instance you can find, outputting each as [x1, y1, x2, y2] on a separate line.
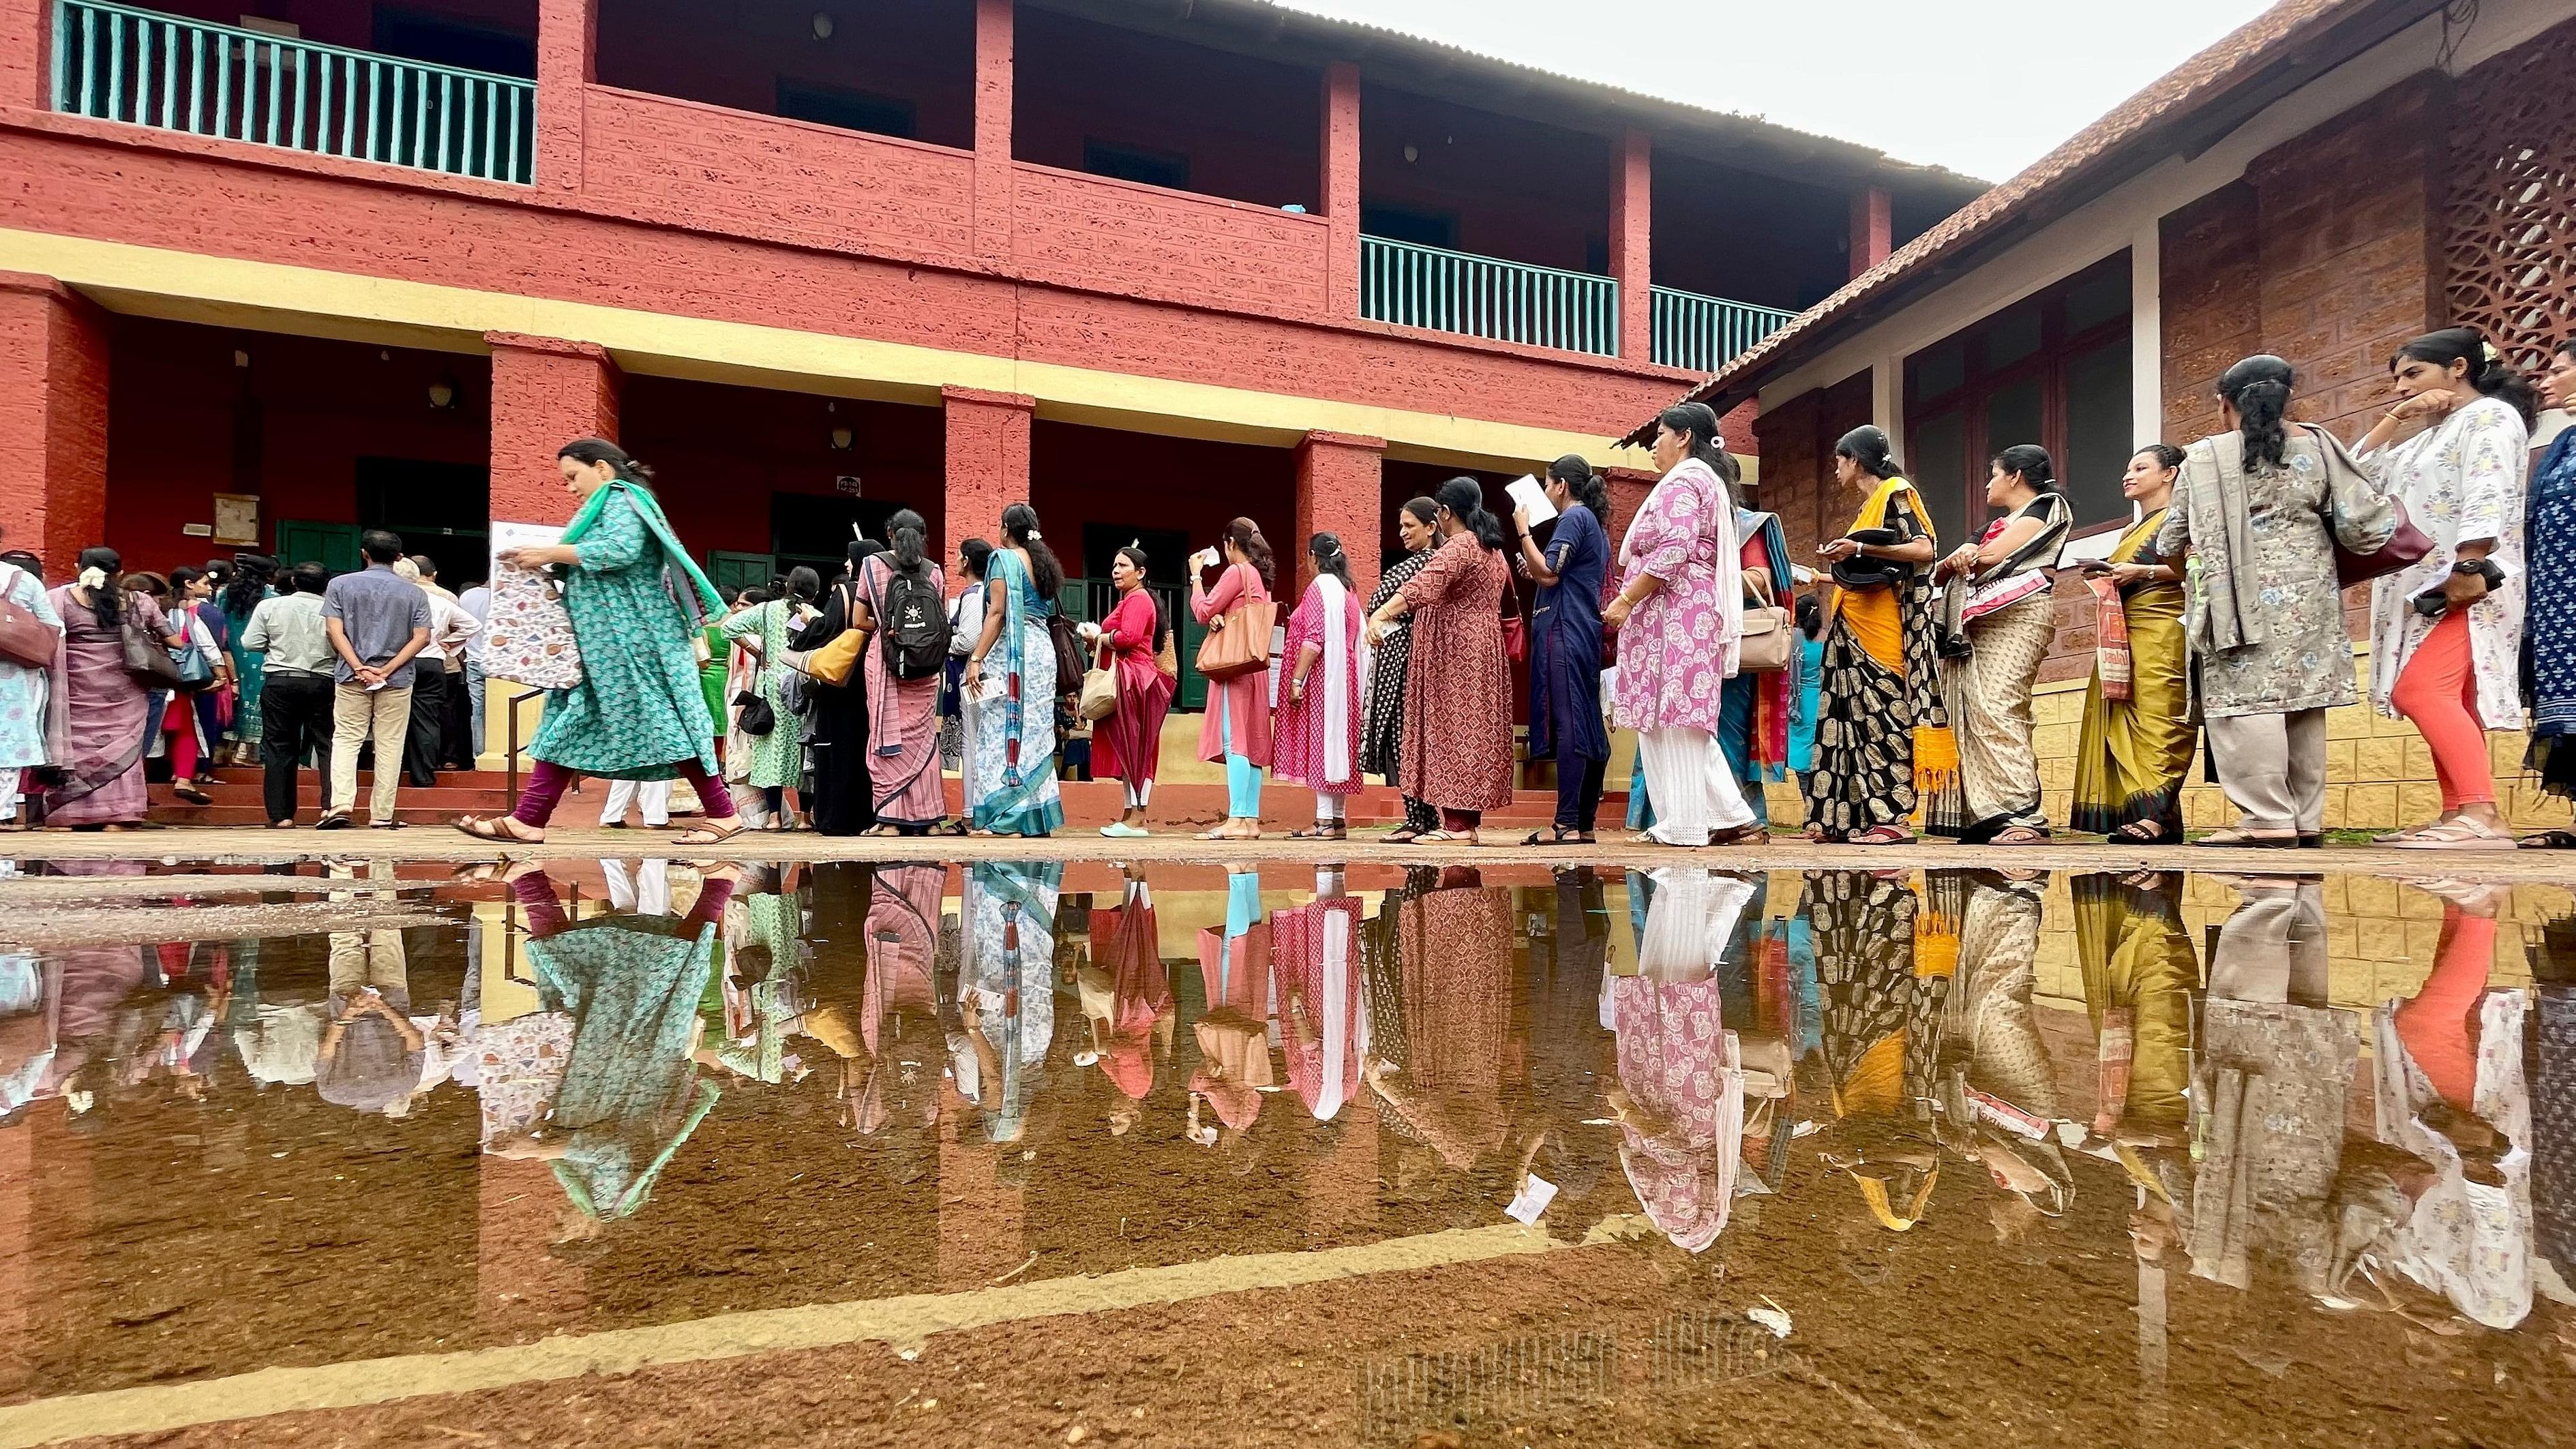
[319, 531, 430, 828]
[240, 561, 335, 828]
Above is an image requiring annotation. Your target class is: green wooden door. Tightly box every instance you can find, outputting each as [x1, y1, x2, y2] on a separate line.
[708, 552, 773, 599]
[275, 520, 361, 576]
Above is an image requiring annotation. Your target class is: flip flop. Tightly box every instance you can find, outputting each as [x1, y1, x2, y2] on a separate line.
[2391, 819, 2515, 850]
[455, 815, 542, 846]
[670, 820, 746, 848]
[2520, 828, 2576, 850]
[2191, 828, 2300, 848]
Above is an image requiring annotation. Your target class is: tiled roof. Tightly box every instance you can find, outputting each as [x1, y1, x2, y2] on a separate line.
[1615, 0, 2444, 445]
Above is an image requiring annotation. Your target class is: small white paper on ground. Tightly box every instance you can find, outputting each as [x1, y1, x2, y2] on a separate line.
[1748, 1300, 1792, 1338]
[1505, 475, 1558, 527]
[1505, 1173, 1559, 1224]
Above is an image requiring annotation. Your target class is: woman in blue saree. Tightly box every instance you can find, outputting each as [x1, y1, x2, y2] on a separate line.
[963, 504, 1066, 837]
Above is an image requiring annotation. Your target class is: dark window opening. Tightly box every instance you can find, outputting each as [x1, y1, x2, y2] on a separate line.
[771, 494, 895, 583]
[1081, 139, 1190, 192]
[1361, 203, 1456, 250]
[371, 9, 535, 78]
[355, 456, 491, 589]
[1904, 253, 2133, 534]
[776, 79, 918, 140]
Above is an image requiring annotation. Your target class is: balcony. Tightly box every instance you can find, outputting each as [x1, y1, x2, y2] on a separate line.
[48, 0, 536, 185]
[1360, 235, 1619, 358]
[1649, 286, 1797, 374]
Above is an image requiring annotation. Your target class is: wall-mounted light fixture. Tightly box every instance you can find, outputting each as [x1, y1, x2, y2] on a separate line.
[830, 426, 854, 451]
[427, 379, 458, 410]
[1402, 143, 1418, 164]
[233, 349, 251, 368]
[811, 11, 834, 39]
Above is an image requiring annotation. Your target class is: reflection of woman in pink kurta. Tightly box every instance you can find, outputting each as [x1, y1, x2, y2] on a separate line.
[1271, 533, 1367, 841]
[1274, 874, 1366, 1122]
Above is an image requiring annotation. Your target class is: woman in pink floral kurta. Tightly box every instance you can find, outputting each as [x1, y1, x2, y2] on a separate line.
[1608, 404, 1761, 847]
[1368, 479, 1515, 842]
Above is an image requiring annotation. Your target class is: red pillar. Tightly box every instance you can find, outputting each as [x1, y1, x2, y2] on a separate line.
[1609, 128, 1653, 363]
[942, 385, 1033, 593]
[1321, 60, 1362, 321]
[1602, 466, 1656, 557]
[0, 273, 110, 575]
[972, 0, 1015, 267]
[534, 0, 595, 192]
[1293, 430, 1383, 599]
[1849, 185, 1893, 279]
[0, 0, 46, 110]
[486, 333, 620, 528]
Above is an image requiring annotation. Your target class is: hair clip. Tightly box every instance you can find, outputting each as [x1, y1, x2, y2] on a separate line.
[2483, 340, 2501, 363]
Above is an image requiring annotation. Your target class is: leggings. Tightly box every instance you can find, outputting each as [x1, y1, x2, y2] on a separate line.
[2389, 609, 2496, 810]
[2393, 898, 2492, 1109]
[513, 758, 736, 828]
[515, 869, 734, 936]
[162, 695, 199, 779]
[1219, 694, 1265, 820]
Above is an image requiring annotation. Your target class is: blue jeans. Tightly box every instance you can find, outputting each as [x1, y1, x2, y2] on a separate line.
[464, 661, 488, 756]
[1219, 693, 1264, 820]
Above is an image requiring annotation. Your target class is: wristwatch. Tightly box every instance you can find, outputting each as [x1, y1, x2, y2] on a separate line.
[2453, 558, 2506, 586]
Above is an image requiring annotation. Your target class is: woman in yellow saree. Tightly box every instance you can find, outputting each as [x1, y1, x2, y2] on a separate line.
[2070, 445, 2197, 843]
[1808, 425, 1951, 844]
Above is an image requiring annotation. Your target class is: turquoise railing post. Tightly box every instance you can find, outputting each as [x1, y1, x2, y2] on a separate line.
[1646, 286, 1799, 373]
[1357, 235, 1620, 357]
[48, 0, 535, 183]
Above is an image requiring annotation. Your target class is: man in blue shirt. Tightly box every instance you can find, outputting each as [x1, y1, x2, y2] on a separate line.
[318, 530, 431, 828]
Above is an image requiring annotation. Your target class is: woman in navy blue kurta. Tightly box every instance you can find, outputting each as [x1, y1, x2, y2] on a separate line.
[1510, 455, 1613, 842]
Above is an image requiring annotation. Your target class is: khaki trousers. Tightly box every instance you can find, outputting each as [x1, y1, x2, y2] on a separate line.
[330, 682, 413, 823]
[2205, 707, 2324, 835]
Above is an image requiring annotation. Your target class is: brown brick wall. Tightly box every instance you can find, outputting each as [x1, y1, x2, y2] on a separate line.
[1751, 370, 1872, 576]
[2158, 180, 2259, 446]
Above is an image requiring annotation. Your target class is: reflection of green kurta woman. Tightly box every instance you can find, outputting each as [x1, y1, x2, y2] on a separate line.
[530, 914, 721, 1220]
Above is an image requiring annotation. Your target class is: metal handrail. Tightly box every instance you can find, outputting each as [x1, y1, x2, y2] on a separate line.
[1360, 235, 1619, 357]
[504, 688, 545, 807]
[1648, 286, 1798, 374]
[51, 0, 536, 183]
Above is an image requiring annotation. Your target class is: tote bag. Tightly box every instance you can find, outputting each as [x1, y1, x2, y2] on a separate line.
[480, 564, 584, 691]
[1195, 599, 1278, 681]
[1078, 640, 1120, 721]
[0, 566, 59, 671]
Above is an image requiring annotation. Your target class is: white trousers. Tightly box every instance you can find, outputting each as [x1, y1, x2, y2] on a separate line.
[1638, 726, 1754, 846]
[601, 857, 673, 916]
[601, 778, 672, 827]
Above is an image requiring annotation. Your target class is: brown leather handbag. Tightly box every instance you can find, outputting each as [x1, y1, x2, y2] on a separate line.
[0, 566, 58, 670]
[1195, 599, 1277, 681]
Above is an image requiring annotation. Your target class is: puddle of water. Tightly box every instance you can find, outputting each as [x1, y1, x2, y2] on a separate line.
[0, 857, 2570, 1444]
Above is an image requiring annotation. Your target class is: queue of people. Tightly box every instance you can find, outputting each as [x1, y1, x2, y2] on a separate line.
[6, 325, 2566, 846]
[0, 531, 483, 833]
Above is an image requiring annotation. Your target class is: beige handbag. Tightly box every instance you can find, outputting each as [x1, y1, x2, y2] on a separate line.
[1078, 639, 1119, 721]
[1737, 597, 1794, 674]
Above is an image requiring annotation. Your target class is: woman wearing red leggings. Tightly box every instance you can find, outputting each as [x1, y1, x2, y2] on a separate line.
[2359, 328, 2538, 850]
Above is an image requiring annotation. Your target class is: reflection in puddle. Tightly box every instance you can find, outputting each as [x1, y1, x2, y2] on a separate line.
[0, 857, 2568, 1433]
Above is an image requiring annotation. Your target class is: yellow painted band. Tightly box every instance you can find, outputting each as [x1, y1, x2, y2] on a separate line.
[0, 1223, 1563, 1448]
[0, 227, 1682, 475]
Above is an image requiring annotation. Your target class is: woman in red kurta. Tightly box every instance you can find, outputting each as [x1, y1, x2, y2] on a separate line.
[1188, 519, 1276, 841]
[1367, 477, 1516, 844]
[1083, 545, 1174, 839]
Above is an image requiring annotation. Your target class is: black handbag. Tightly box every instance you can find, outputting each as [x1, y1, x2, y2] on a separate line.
[734, 687, 776, 736]
[1829, 527, 1907, 592]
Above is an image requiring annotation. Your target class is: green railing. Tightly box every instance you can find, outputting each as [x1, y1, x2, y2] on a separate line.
[1360, 235, 1619, 357]
[1649, 286, 1798, 374]
[50, 0, 535, 184]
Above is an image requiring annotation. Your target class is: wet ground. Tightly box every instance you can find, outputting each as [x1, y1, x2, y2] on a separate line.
[1, 853, 2573, 1447]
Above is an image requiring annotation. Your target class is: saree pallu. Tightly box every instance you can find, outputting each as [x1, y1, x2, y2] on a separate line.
[2071, 873, 2195, 1137]
[1804, 480, 1949, 839]
[1927, 589, 2056, 839]
[968, 552, 1064, 837]
[2071, 513, 2196, 836]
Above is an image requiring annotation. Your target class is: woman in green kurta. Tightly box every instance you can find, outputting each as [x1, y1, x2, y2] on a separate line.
[458, 438, 744, 847]
[722, 568, 820, 828]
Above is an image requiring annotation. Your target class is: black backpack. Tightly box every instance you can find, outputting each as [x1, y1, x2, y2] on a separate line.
[877, 562, 948, 681]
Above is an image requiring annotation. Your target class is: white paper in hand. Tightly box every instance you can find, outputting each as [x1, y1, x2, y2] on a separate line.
[1505, 1173, 1559, 1225]
[1505, 475, 1558, 528]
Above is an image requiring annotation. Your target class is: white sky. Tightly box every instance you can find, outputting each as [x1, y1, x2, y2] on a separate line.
[1280, 0, 2279, 181]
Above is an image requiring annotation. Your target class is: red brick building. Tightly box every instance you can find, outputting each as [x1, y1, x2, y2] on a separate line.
[1637, 0, 2576, 831]
[0, 0, 1976, 718]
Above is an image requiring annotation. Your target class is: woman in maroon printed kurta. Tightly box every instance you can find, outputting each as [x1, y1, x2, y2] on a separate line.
[1368, 477, 1515, 843]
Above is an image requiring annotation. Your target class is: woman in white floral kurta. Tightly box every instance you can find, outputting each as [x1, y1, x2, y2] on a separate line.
[2359, 329, 2535, 849]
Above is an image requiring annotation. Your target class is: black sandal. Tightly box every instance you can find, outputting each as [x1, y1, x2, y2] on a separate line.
[2111, 821, 2169, 844]
[1384, 826, 1427, 845]
[2521, 828, 2576, 850]
[1522, 824, 1587, 846]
